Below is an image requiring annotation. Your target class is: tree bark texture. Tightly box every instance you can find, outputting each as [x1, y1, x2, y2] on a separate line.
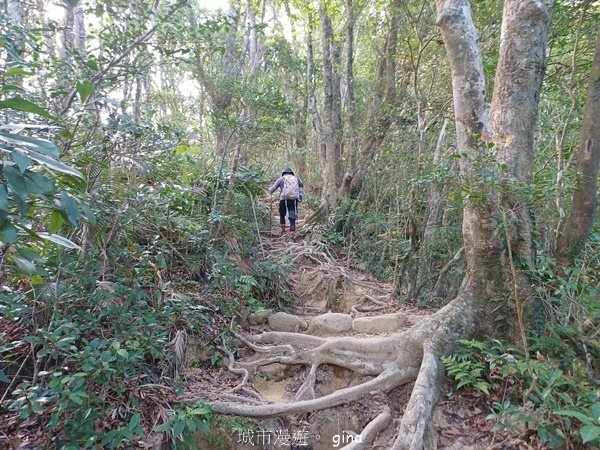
[489, 0, 554, 341]
[436, 0, 498, 321]
[319, 5, 344, 208]
[490, 0, 554, 263]
[60, 2, 75, 61]
[555, 28, 600, 264]
[437, 0, 554, 339]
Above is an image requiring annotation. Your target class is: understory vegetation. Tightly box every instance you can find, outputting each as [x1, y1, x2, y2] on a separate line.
[1, 0, 599, 449]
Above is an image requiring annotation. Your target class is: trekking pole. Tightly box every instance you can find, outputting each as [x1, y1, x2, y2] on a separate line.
[249, 192, 263, 254]
[269, 193, 273, 236]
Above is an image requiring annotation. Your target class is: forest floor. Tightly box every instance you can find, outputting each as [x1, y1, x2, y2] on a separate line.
[179, 203, 541, 450]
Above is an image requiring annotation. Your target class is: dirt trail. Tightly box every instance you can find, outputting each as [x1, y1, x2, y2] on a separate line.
[182, 204, 492, 450]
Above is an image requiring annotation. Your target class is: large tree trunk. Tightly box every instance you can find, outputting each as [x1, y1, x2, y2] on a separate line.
[438, 0, 554, 338]
[488, 0, 554, 341]
[555, 29, 600, 265]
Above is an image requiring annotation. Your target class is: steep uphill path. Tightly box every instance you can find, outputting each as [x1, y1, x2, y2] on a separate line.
[181, 201, 493, 450]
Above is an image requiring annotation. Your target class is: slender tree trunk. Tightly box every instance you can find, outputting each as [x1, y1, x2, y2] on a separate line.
[415, 120, 450, 295]
[74, 2, 85, 50]
[133, 75, 143, 121]
[422, 119, 449, 251]
[344, 0, 402, 198]
[345, 0, 358, 171]
[36, 0, 56, 58]
[555, 29, 600, 265]
[60, 2, 75, 61]
[307, 17, 326, 174]
[247, 0, 261, 73]
[189, 3, 245, 157]
[320, 5, 344, 208]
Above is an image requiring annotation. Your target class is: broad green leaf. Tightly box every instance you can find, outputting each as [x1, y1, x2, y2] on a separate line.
[581, 425, 600, 444]
[57, 191, 80, 228]
[0, 132, 59, 158]
[76, 80, 94, 104]
[172, 421, 185, 436]
[129, 413, 140, 429]
[0, 185, 8, 223]
[0, 220, 17, 244]
[49, 210, 64, 234]
[5, 68, 33, 77]
[101, 429, 118, 447]
[4, 165, 30, 199]
[37, 232, 81, 250]
[0, 97, 55, 120]
[80, 204, 96, 226]
[121, 427, 133, 441]
[12, 150, 33, 173]
[153, 423, 169, 432]
[12, 255, 36, 275]
[591, 403, 600, 419]
[1, 84, 26, 94]
[555, 410, 593, 424]
[0, 369, 10, 383]
[25, 171, 56, 196]
[17, 247, 43, 262]
[21, 149, 84, 179]
[4, 166, 54, 199]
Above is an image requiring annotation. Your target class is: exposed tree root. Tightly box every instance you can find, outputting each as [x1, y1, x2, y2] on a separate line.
[391, 349, 443, 450]
[341, 407, 392, 450]
[185, 292, 478, 449]
[268, 237, 394, 306]
[204, 367, 416, 417]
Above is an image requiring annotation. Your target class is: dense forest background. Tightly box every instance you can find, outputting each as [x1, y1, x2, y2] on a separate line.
[0, 0, 599, 448]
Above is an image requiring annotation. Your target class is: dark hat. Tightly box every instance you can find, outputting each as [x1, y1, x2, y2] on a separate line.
[282, 167, 294, 175]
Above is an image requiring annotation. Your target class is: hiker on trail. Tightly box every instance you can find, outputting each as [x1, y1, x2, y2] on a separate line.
[269, 167, 303, 241]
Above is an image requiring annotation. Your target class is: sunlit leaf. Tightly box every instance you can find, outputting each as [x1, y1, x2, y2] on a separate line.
[0, 97, 55, 120]
[0, 132, 59, 158]
[76, 80, 94, 104]
[48, 210, 64, 234]
[4, 68, 34, 77]
[11, 255, 36, 275]
[37, 232, 81, 250]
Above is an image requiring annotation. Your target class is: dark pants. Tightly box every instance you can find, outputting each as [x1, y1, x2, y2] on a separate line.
[279, 199, 298, 231]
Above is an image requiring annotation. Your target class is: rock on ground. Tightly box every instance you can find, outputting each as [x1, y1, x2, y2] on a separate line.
[268, 312, 308, 332]
[352, 313, 407, 334]
[307, 312, 353, 336]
